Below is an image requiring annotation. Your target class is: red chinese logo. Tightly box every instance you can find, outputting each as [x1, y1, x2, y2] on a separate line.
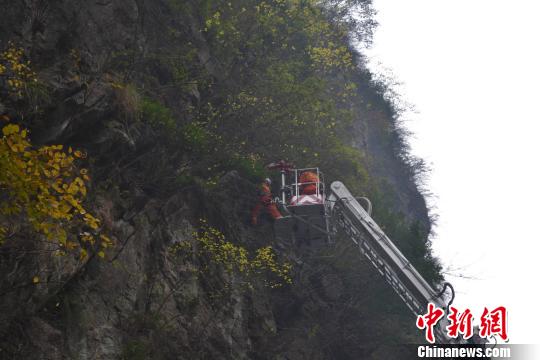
[416, 303, 445, 343]
[479, 306, 508, 341]
[446, 306, 473, 339]
[416, 304, 508, 343]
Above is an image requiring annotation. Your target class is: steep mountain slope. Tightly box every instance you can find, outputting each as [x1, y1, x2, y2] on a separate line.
[0, 0, 440, 358]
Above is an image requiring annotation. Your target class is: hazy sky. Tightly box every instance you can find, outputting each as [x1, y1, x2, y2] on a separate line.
[364, 0, 540, 346]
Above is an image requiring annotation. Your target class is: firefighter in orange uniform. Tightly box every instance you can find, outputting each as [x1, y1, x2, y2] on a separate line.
[251, 178, 282, 225]
[299, 171, 319, 195]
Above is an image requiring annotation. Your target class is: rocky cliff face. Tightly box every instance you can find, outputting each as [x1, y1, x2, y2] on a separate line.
[0, 168, 272, 358]
[0, 1, 433, 359]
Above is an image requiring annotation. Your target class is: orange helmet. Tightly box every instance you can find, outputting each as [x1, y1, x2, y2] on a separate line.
[299, 171, 319, 195]
[299, 171, 318, 184]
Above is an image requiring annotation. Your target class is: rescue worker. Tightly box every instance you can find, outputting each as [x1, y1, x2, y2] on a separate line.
[251, 178, 282, 225]
[298, 171, 319, 195]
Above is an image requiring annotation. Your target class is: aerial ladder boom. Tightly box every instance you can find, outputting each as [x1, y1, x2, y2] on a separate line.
[327, 181, 456, 344]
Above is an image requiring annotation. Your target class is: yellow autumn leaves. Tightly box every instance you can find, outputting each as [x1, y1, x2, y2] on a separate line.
[171, 220, 292, 288]
[309, 45, 353, 72]
[0, 43, 37, 98]
[0, 120, 112, 259]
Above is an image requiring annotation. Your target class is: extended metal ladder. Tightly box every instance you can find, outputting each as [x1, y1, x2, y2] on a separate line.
[327, 181, 457, 344]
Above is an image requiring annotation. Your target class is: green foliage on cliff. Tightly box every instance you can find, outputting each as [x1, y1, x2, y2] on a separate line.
[140, 98, 175, 132]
